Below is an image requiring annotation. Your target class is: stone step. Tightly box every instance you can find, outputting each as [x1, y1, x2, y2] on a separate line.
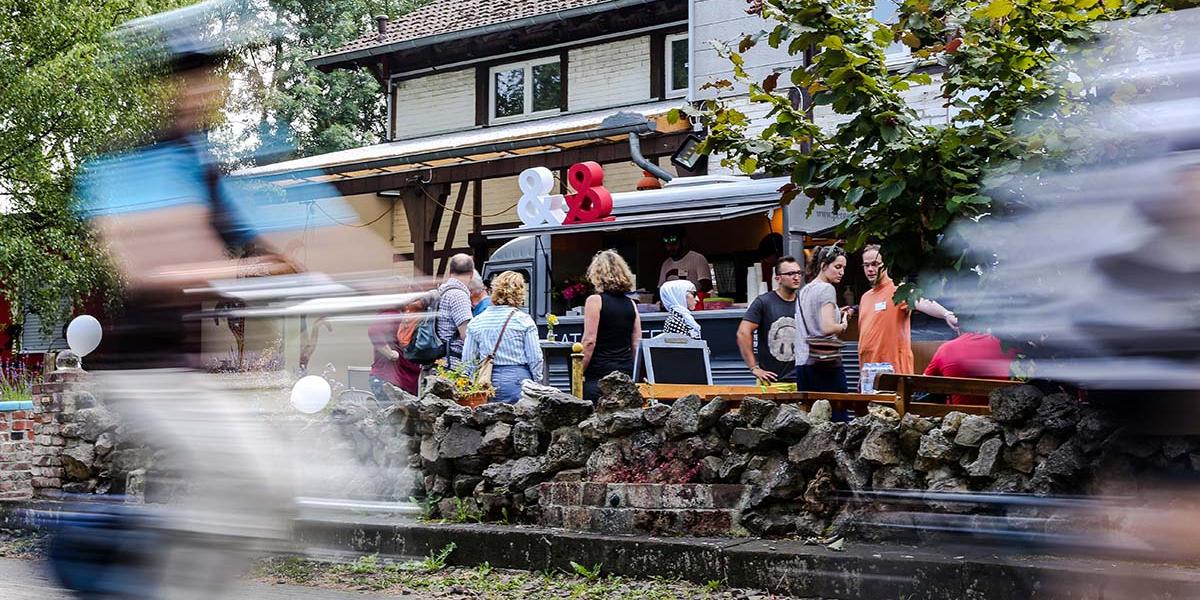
[544, 505, 739, 536]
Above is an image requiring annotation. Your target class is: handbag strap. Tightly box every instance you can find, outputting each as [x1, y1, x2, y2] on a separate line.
[796, 286, 812, 339]
[489, 309, 518, 358]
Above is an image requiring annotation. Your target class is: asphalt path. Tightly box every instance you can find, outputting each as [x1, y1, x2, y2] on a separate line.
[0, 556, 416, 599]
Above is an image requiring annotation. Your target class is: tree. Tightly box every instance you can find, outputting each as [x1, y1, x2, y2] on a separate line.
[688, 0, 1194, 300]
[217, 0, 432, 164]
[0, 0, 190, 336]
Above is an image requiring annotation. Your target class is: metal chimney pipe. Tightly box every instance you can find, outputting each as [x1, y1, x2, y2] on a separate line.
[627, 132, 674, 183]
[375, 15, 389, 40]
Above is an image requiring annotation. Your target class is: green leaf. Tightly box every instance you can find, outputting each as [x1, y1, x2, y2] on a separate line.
[981, 0, 1014, 19]
[877, 180, 906, 203]
[667, 108, 681, 125]
[740, 157, 759, 174]
[822, 35, 844, 50]
[845, 187, 865, 205]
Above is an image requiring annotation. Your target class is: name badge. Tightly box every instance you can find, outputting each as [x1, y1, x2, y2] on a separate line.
[874, 301, 887, 312]
[679, 269, 689, 279]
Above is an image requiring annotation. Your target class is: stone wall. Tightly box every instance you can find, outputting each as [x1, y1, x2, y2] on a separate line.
[381, 372, 1192, 539]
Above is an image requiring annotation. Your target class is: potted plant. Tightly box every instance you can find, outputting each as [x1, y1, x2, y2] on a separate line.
[433, 360, 494, 408]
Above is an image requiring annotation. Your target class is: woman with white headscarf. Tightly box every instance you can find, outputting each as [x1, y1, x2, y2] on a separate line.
[660, 279, 702, 339]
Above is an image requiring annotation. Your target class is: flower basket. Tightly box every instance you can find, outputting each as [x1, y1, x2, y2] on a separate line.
[458, 390, 492, 408]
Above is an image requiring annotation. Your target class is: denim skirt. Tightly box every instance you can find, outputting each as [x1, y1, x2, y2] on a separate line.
[491, 364, 535, 404]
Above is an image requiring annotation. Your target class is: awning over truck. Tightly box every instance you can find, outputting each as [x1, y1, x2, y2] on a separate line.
[482, 175, 844, 239]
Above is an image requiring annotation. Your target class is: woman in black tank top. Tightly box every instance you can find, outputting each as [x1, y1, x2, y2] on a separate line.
[581, 250, 641, 402]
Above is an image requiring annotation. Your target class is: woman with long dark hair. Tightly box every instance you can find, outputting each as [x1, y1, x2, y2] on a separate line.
[794, 246, 851, 393]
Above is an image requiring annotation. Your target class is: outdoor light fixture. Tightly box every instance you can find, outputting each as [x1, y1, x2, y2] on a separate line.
[670, 134, 708, 172]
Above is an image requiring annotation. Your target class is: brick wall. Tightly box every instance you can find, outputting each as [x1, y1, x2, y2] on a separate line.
[568, 37, 652, 112]
[0, 402, 33, 500]
[392, 68, 477, 140]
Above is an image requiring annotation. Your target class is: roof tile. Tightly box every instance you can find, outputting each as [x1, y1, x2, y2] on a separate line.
[322, 0, 616, 59]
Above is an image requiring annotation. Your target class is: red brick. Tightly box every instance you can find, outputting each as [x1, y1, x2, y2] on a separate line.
[0, 421, 9, 431]
[9, 411, 26, 420]
[11, 421, 29, 431]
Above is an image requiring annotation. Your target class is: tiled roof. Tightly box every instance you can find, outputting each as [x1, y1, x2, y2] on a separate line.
[320, 0, 618, 59]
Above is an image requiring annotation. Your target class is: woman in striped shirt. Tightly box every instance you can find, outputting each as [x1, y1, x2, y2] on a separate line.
[462, 271, 545, 403]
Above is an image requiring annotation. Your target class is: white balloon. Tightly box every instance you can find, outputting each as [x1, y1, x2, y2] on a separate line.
[290, 375, 331, 414]
[66, 315, 103, 357]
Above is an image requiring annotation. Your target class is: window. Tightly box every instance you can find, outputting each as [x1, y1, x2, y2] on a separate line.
[873, 0, 912, 65]
[490, 57, 562, 121]
[665, 33, 689, 97]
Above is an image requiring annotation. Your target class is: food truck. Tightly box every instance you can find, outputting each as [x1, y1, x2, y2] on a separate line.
[481, 167, 846, 388]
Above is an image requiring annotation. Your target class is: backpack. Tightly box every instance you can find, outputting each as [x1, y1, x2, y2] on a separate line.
[397, 291, 445, 365]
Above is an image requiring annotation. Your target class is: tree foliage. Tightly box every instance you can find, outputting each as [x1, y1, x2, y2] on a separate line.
[690, 0, 1195, 298]
[0, 0, 190, 335]
[218, 0, 432, 164]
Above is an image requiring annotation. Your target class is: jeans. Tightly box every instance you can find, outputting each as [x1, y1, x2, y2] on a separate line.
[491, 364, 534, 404]
[795, 361, 848, 393]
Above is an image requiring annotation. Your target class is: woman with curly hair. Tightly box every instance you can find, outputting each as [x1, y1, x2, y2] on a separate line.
[462, 271, 544, 403]
[581, 249, 641, 402]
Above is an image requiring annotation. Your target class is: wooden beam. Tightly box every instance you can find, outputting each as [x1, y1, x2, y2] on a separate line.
[275, 132, 694, 202]
[436, 183, 469, 276]
[475, 66, 489, 126]
[649, 31, 665, 101]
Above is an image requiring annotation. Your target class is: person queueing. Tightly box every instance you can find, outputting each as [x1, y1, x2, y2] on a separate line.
[581, 250, 642, 402]
[795, 246, 852, 393]
[737, 256, 804, 391]
[660, 279, 702, 339]
[436, 254, 476, 367]
[368, 308, 420, 401]
[923, 331, 1016, 405]
[855, 244, 958, 375]
[461, 271, 544, 404]
[469, 270, 491, 317]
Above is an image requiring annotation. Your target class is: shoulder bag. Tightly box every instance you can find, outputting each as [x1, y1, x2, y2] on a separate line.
[474, 309, 518, 388]
[797, 286, 845, 364]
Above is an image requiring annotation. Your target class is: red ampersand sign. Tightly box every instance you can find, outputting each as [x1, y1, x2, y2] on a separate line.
[562, 161, 614, 225]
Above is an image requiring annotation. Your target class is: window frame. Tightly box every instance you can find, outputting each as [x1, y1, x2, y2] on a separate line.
[488, 56, 564, 123]
[664, 32, 689, 98]
[873, 0, 917, 70]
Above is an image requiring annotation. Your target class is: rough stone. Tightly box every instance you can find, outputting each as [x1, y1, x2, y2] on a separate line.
[473, 402, 517, 426]
[788, 422, 839, 466]
[1003, 422, 1044, 446]
[966, 437, 1003, 478]
[940, 411, 967, 435]
[1036, 440, 1085, 482]
[71, 407, 118, 443]
[1036, 393, 1080, 432]
[859, 423, 901, 465]
[1163, 437, 1195, 461]
[478, 422, 513, 455]
[585, 441, 623, 480]
[482, 456, 547, 492]
[1004, 443, 1037, 474]
[516, 390, 593, 429]
[765, 404, 811, 439]
[424, 376, 458, 401]
[453, 475, 483, 497]
[512, 421, 540, 456]
[833, 448, 874, 492]
[544, 426, 590, 472]
[739, 398, 776, 428]
[808, 400, 832, 423]
[720, 452, 751, 480]
[697, 398, 730, 430]
[954, 415, 999, 447]
[93, 433, 115, 458]
[619, 430, 664, 465]
[842, 417, 871, 451]
[664, 395, 706, 439]
[917, 429, 959, 461]
[596, 372, 643, 411]
[417, 396, 458, 422]
[453, 454, 491, 476]
[641, 403, 670, 427]
[925, 467, 971, 512]
[729, 427, 774, 452]
[605, 409, 647, 436]
[700, 456, 723, 482]
[439, 423, 483, 459]
[1037, 432, 1067, 457]
[872, 464, 922, 490]
[716, 412, 745, 437]
[989, 385, 1043, 423]
[62, 443, 95, 480]
[802, 468, 837, 514]
[900, 413, 935, 434]
[107, 448, 148, 474]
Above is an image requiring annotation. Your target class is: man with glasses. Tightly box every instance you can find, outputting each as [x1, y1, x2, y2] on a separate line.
[737, 256, 805, 390]
[855, 244, 958, 376]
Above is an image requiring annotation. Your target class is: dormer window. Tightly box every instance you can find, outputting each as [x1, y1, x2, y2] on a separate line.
[490, 57, 562, 122]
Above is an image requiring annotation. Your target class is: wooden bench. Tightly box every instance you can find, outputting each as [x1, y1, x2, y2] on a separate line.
[635, 383, 985, 417]
[874, 373, 1017, 415]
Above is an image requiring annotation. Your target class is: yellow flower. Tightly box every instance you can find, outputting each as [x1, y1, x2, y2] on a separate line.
[547, 314, 559, 326]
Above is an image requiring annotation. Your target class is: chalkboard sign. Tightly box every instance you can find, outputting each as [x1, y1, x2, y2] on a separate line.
[640, 334, 712, 385]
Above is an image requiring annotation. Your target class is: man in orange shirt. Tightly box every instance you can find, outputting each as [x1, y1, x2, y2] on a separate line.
[855, 244, 958, 376]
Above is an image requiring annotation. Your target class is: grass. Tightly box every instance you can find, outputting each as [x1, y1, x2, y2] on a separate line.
[253, 549, 793, 599]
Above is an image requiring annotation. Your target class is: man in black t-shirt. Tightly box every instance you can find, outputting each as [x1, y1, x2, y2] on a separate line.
[737, 256, 804, 389]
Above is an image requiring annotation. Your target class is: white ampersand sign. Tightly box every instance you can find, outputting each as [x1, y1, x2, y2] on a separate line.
[517, 167, 566, 227]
